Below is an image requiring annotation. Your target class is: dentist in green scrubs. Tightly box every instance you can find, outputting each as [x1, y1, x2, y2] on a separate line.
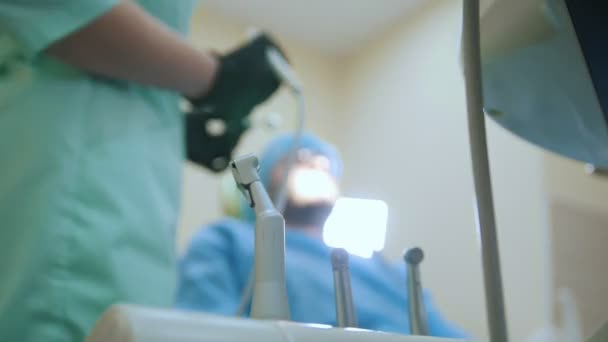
[0, 1, 282, 341]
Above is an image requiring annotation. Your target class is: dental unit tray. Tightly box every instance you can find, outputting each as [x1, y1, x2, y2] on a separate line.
[86, 302, 464, 342]
[87, 154, 465, 342]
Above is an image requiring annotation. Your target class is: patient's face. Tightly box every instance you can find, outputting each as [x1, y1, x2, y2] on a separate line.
[271, 149, 339, 227]
[271, 149, 339, 204]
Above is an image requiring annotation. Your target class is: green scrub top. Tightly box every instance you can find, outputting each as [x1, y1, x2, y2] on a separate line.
[0, 1, 196, 340]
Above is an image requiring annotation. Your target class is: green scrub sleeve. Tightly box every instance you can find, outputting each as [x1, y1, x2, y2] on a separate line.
[0, 0, 120, 58]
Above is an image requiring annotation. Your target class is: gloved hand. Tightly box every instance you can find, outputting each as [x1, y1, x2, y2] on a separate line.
[185, 34, 285, 172]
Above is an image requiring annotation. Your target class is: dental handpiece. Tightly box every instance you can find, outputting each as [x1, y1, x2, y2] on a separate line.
[404, 247, 428, 335]
[231, 154, 290, 320]
[331, 248, 358, 328]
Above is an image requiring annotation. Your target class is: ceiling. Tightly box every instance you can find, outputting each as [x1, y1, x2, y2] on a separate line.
[201, 0, 425, 55]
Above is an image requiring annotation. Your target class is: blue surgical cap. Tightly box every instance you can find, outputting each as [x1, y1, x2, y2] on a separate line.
[239, 133, 342, 220]
[258, 132, 343, 189]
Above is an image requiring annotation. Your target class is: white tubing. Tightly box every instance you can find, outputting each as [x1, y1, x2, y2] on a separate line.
[267, 48, 303, 93]
[265, 46, 306, 213]
[272, 90, 306, 213]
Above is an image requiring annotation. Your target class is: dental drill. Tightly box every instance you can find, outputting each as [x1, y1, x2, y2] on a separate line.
[235, 41, 306, 318]
[404, 248, 428, 336]
[330, 248, 358, 328]
[231, 154, 290, 320]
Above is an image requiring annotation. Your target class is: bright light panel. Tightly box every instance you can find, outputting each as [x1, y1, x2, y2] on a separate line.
[323, 197, 388, 258]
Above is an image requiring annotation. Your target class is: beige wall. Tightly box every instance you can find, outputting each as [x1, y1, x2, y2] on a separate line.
[545, 153, 608, 338]
[545, 153, 608, 214]
[180, 1, 555, 340]
[551, 198, 608, 339]
[334, 1, 551, 340]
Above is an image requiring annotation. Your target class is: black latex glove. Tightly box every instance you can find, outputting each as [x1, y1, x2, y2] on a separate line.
[185, 34, 284, 172]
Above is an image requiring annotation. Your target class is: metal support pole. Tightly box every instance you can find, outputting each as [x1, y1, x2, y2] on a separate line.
[462, 0, 509, 340]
